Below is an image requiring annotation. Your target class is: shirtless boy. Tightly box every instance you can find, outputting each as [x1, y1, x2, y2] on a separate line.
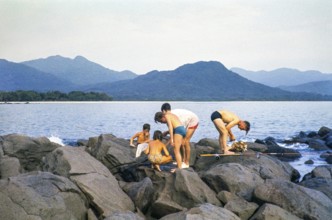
[144, 130, 172, 171]
[161, 103, 199, 168]
[130, 123, 151, 157]
[211, 110, 250, 154]
[154, 111, 186, 171]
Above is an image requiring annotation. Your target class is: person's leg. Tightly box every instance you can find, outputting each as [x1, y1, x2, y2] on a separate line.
[182, 128, 196, 166]
[212, 119, 233, 154]
[160, 155, 173, 164]
[173, 133, 183, 169]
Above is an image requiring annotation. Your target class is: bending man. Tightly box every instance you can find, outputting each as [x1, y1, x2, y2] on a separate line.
[211, 110, 250, 154]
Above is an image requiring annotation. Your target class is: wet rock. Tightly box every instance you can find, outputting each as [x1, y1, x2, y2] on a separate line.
[304, 159, 314, 164]
[318, 126, 332, 137]
[300, 177, 332, 200]
[308, 139, 329, 150]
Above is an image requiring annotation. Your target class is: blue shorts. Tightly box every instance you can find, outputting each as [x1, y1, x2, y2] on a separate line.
[174, 126, 186, 137]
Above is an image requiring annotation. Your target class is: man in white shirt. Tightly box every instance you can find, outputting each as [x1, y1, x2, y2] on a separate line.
[161, 103, 199, 168]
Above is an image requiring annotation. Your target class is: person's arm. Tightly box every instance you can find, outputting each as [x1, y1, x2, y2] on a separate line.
[165, 115, 174, 146]
[162, 143, 170, 156]
[130, 132, 139, 147]
[228, 129, 236, 141]
[143, 133, 151, 143]
[144, 143, 150, 154]
[162, 130, 169, 137]
[225, 119, 239, 141]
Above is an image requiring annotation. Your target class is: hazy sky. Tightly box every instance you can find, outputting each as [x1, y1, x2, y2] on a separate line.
[1, 0, 331, 74]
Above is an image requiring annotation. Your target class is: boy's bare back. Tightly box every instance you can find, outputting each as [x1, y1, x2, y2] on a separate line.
[148, 140, 167, 155]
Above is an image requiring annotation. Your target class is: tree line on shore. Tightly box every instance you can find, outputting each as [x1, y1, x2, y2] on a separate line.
[0, 90, 113, 102]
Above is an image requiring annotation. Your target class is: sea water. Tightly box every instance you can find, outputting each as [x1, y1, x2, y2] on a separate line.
[1, 101, 331, 177]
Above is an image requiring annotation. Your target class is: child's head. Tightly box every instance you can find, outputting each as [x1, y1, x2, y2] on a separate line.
[154, 112, 166, 123]
[153, 130, 163, 141]
[161, 103, 171, 113]
[143, 123, 150, 131]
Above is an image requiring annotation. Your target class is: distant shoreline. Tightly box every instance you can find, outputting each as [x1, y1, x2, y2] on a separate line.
[1, 100, 332, 105]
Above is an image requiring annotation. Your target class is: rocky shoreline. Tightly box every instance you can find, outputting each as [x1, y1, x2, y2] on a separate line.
[1, 126, 332, 220]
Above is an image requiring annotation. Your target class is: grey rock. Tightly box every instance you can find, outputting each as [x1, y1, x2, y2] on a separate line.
[0, 156, 21, 178]
[103, 211, 144, 220]
[160, 203, 241, 220]
[201, 163, 264, 201]
[120, 177, 154, 213]
[44, 146, 135, 218]
[253, 179, 332, 220]
[0, 171, 87, 220]
[1, 134, 60, 171]
[249, 203, 302, 220]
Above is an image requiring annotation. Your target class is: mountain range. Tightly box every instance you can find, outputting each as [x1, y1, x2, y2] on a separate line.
[0, 59, 76, 92]
[22, 55, 137, 86]
[231, 67, 332, 87]
[1, 55, 332, 101]
[88, 61, 331, 101]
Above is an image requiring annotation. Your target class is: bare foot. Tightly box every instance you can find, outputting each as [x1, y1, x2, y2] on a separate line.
[170, 168, 181, 173]
[154, 164, 161, 172]
[224, 151, 235, 155]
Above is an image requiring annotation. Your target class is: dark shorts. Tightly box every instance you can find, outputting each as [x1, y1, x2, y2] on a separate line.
[211, 111, 222, 121]
[174, 126, 186, 137]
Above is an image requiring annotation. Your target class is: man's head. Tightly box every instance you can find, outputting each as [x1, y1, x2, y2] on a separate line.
[161, 103, 171, 113]
[154, 112, 166, 123]
[238, 120, 250, 134]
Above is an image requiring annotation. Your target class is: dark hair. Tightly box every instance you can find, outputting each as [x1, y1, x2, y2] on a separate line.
[244, 121, 250, 134]
[154, 112, 164, 123]
[143, 123, 150, 131]
[161, 103, 171, 112]
[153, 130, 163, 141]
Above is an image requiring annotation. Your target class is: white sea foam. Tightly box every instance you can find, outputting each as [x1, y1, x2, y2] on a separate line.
[48, 135, 65, 146]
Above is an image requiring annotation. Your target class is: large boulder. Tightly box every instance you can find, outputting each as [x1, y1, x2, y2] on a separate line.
[0, 156, 21, 178]
[120, 177, 155, 213]
[201, 163, 264, 201]
[195, 151, 300, 182]
[104, 211, 144, 220]
[218, 191, 259, 220]
[300, 177, 332, 200]
[89, 134, 135, 175]
[160, 203, 241, 220]
[0, 171, 87, 220]
[0, 134, 60, 171]
[140, 168, 221, 219]
[302, 165, 332, 180]
[249, 203, 302, 220]
[253, 179, 332, 220]
[43, 146, 135, 218]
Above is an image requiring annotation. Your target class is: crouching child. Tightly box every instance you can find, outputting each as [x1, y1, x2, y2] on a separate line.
[144, 130, 172, 171]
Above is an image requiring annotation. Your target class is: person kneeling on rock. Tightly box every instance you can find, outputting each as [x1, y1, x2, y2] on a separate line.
[144, 130, 172, 171]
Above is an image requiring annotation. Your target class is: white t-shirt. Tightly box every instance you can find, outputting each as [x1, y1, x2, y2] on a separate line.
[171, 109, 199, 128]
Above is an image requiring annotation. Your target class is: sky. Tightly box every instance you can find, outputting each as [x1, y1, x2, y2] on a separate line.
[1, 0, 331, 74]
